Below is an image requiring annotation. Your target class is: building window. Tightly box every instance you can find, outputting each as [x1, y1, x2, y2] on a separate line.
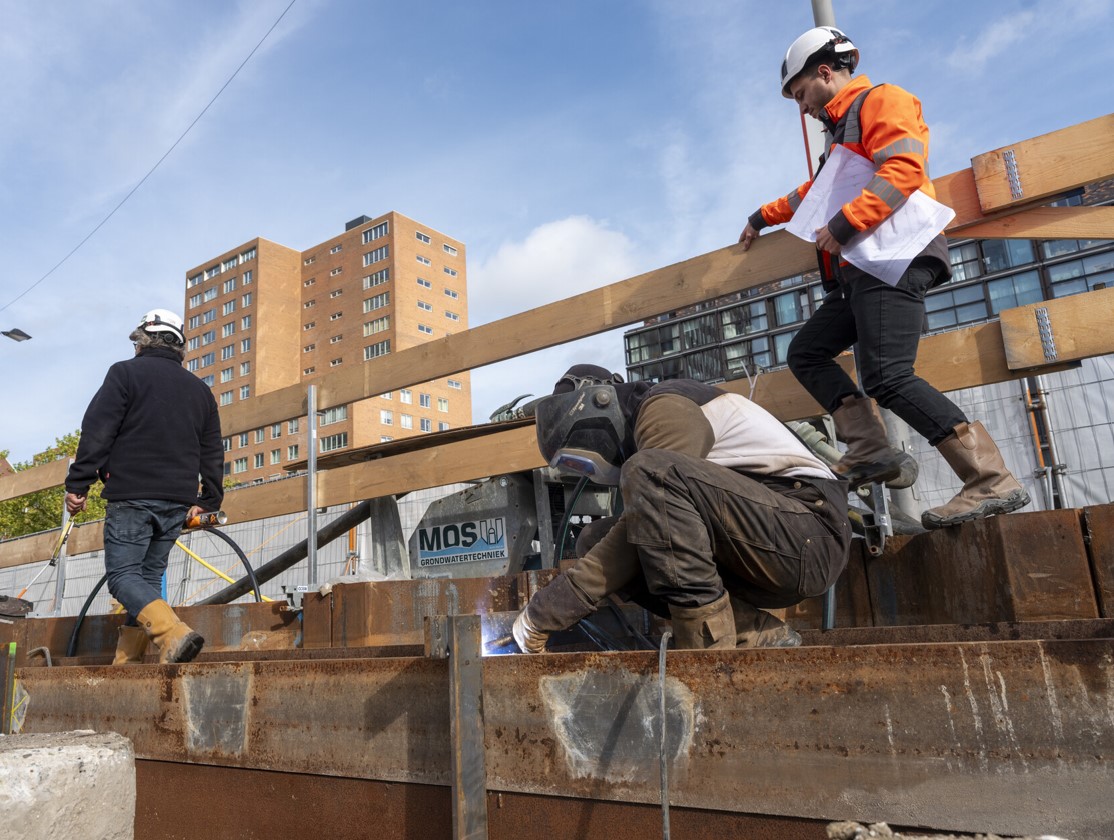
[364, 245, 389, 266]
[362, 221, 389, 244]
[204, 266, 221, 280]
[242, 270, 253, 284]
[233, 457, 248, 474]
[204, 287, 218, 302]
[400, 414, 413, 430]
[438, 422, 450, 431]
[363, 268, 390, 289]
[1047, 249, 1114, 298]
[270, 449, 281, 465]
[444, 288, 459, 299]
[418, 277, 432, 288]
[254, 428, 265, 444]
[188, 293, 202, 309]
[380, 435, 393, 442]
[419, 393, 431, 408]
[253, 453, 264, 469]
[241, 315, 251, 329]
[417, 300, 432, 311]
[982, 239, 1035, 273]
[200, 374, 214, 386]
[240, 385, 250, 400]
[364, 340, 391, 360]
[443, 244, 458, 256]
[330, 334, 343, 344]
[329, 312, 342, 321]
[304, 277, 316, 287]
[222, 438, 231, 452]
[416, 255, 432, 266]
[304, 343, 316, 352]
[222, 323, 235, 338]
[187, 359, 200, 372]
[304, 300, 316, 309]
[201, 352, 215, 367]
[330, 358, 342, 367]
[239, 247, 256, 263]
[986, 270, 1043, 314]
[380, 410, 393, 426]
[304, 256, 316, 266]
[321, 405, 348, 425]
[364, 316, 390, 336]
[438, 397, 449, 412]
[418, 324, 433, 335]
[772, 290, 810, 328]
[220, 391, 233, 406]
[188, 315, 201, 329]
[200, 329, 216, 345]
[380, 391, 392, 400]
[720, 301, 768, 340]
[625, 322, 681, 365]
[287, 444, 299, 460]
[444, 267, 458, 277]
[363, 293, 389, 313]
[241, 338, 251, 353]
[222, 301, 236, 316]
[420, 418, 432, 433]
[237, 433, 249, 447]
[925, 283, 988, 332]
[1041, 237, 1112, 260]
[445, 311, 459, 321]
[241, 292, 253, 307]
[221, 257, 238, 272]
[270, 423, 281, 438]
[448, 379, 462, 389]
[330, 244, 343, 254]
[201, 308, 216, 324]
[400, 389, 412, 404]
[330, 289, 343, 298]
[187, 273, 203, 288]
[220, 368, 233, 384]
[303, 366, 315, 375]
[330, 267, 343, 276]
[188, 337, 201, 351]
[304, 322, 316, 331]
[222, 277, 237, 294]
[416, 231, 431, 244]
[949, 242, 983, 282]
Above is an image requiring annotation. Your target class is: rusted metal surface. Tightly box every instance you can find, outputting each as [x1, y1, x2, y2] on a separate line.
[799, 617, 1114, 647]
[136, 760, 832, 840]
[18, 636, 1114, 838]
[1084, 502, 1114, 618]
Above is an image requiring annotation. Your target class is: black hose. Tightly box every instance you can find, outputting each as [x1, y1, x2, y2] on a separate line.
[66, 573, 107, 658]
[197, 526, 263, 604]
[554, 476, 590, 564]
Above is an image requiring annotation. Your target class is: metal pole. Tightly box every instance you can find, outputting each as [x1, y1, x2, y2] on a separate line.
[306, 385, 319, 587]
[50, 469, 72, 616]
[811, 0, 835, 26]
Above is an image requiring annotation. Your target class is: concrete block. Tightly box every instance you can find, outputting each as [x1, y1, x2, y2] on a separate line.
[0, 730, 134, 840]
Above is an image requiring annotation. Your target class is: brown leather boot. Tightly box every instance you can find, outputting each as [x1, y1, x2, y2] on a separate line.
[669, 593, 735, 650]
[729, 594, 802, 648]
[137, 599, 204, 664]
[112, 625, 149, 665]
[831, 395, 918, 489]
[921, 421, 1031, 529]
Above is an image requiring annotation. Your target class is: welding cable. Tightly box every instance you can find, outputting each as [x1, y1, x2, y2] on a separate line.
[576, 617, 626, 652]
[174, 541, 273, 602]
[66, 573, 108, 658]
[607, 600, 656, 651]
[181, 527, 263, 605]
[554, 475, 591, 565]
[659, 628, 673, 840]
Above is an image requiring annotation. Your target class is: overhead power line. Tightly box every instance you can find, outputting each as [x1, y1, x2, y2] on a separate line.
[0, 0, 299, 314]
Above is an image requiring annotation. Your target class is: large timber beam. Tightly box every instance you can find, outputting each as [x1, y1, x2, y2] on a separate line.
[16, 637, 1114, 839]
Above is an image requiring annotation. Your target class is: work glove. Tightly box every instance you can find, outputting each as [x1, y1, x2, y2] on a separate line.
[512, 608, 549, 654]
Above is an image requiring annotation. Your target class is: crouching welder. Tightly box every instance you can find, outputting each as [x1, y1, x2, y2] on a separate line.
[512, 365, 852, 653]
[65, 309, 224, 665]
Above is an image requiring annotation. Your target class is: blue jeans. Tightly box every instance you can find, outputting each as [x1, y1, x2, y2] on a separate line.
[103, 499, 189, 623]
[787, 260, 967, 446]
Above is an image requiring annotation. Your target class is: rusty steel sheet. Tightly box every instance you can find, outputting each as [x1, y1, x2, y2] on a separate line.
[16, 637, 1114, 838]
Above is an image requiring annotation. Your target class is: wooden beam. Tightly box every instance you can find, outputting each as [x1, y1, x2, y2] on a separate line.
[950, 206, 1114, 241]
[972, 113, 1114, 213]
[0, 458, 69, 504]
[1000, 286, 1114, 370]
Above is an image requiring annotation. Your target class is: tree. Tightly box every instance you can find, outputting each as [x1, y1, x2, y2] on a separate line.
[0, 432, 106, 540]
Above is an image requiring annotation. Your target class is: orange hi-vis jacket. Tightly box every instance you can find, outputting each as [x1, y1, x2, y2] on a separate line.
[752, 75, 949, 263]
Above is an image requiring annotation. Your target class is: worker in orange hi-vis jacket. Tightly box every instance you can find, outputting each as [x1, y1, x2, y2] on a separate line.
[738, 26, 1029, 530]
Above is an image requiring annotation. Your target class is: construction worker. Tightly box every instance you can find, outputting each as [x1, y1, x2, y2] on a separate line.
[64, 309, 223, 664]
[738, 26, 1029, 529]
[512, 364, 851, 653]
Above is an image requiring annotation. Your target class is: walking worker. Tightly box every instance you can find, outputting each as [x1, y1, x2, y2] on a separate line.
[738, 26, 1029, 529]
[512, 364, 851, 654]
[64, 308, 224, 664]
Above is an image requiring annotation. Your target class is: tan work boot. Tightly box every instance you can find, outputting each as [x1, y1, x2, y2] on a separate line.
[137, 599, 205, 664]
[831, 395, 918, 489]
[729, 594, 802, 648]
[921, 421, 1031, 529]
[669, 593, 735, 650]
[112, 625, 150, 665]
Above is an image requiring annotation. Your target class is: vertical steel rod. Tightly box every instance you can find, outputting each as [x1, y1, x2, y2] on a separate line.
[447, 614, 489, 840]
[306, 385, 319, 586]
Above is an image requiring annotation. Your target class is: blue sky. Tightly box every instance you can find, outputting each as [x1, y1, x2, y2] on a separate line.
[1, 0, 1111, 463]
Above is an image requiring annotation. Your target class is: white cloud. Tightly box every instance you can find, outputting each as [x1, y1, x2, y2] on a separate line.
[945, 11, 1035, 73]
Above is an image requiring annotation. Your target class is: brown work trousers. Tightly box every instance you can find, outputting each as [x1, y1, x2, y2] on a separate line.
[570, 450, 851, 612]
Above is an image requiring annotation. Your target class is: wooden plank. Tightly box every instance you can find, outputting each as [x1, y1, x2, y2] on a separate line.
[951, 205, 1114, 241]
[1000, 286, 1114, 370]
[972, 113, 1114, 213]
[0, 458, 69, 503]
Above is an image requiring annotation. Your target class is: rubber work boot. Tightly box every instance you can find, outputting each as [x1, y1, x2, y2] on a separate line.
[921, 421, 1031, 530]
[112, 624, 149, 665]
[668, 593, 735, 650]
[729, 594, 802, 648]
[137, 599, 205, 664]
[831, 395, 919, 490]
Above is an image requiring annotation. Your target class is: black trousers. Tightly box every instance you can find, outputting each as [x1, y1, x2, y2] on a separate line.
[787, 261, 966, 446]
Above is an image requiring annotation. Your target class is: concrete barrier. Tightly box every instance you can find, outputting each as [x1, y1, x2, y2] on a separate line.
[0, 730, 134, 840]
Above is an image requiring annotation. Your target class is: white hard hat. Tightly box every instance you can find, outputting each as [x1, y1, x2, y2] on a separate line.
[138, 308, 185, 345]
[780, 26, 858, 98]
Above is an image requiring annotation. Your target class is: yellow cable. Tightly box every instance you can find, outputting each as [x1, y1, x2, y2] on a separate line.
[174, 540, 274, 602]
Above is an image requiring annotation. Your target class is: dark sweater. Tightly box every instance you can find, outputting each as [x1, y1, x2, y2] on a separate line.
[66, 346, 224, 509]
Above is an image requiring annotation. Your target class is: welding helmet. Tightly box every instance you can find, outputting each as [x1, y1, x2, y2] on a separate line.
[536, 365, 633, 486]
[780, 26, 858, 98]
[138, 308, 186, 346]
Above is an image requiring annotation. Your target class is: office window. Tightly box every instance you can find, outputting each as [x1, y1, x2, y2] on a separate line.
[287, 444, 299, 460]
[364, 340, 391, 360]
[304, 256, 317, 266]
[987, 270, 1043, 314]
[330, 358, 342, 367]
[239, 247, 256, 263]
[416, 255, 432, 266]
[363, 293, 389, 313]
[330, 334, 343, 344]
[188, 293, 202, 309]
[304, 300, 316, 309]
[204, 266, 221, 280]
[200, 329, 216, 345]
[201, 352, 215, 367]
[254, 429, 264, 444]
[381, 391, 392, 400]
[418, 324, 433, 335]
[330, 244, 343, 254]
[240, 385, 250, 400]
[364, 316, 390, 336]
[419, 393, 431, 408]
[417, 300, 432, 311]
[222, 301, 236, 316]
[721, 301, 768, 339]
[448, 379, 462, 389]
[381, 435, 393, 442]
[233, 457, 248, 474]
[241, 292, 253, 307]
[363, 268, 390, 289]
[438, 422, 450, 431]
[222, 257, 238, 272]
[400, 414, 413, 429]
[443, 244, 458, 256]
[722, 337, 772, 378]
[220, 391, 233, 406]
[444, 288, 459, 299]
[222, 277, 237, 294]
[187, 359, 200, 372]
[330, 267, 343, 276]
[304, 322, 316, 331]
[200, 374, 214, 386]
[443, 267, 458, 277]
[400, 389, 412, 404]
[201, 308, 216, 324]
[925, 283, 988, 331]
[438, 398, 448, 412]
[271, 423, 281, 438]
[253, 453, 264, 469]
[949, 242, 983, 282]
[304, 343, 316, 352]
[222, 438, 231, 452]
[321, 405, 348, 425]
[362, 221, 389, 243]
[221, 346, 234, 361]
[241, 315, 251, 329]
[415, 231, 431, 244]
[982, 239, 1035, 273]
[330, 289, 343, 298]
[304, 277, 316, 287]
[188, 337, 201, 351]
[288, 418, 300, 433]
[204, 288, 218, 302]
[237, 433, 249, 447]
[329, 312, 342, 321]
[445, 311, 459, 321]
[380, 410, 393, 425]
[364, 245, 389, 266]
[1048, 249, 1114, 297]
[240, 361, 251, 376]
[420, 418, 432, 433]
[188, 315, 201, 329]
[241, 338, 251, 353]
[222, 323, 235, 338]
[270, 449, 281, 466]
[220, 368, 233, 384]
[772, 290, 810, 327]
[187, 273, 203, 288]
[625, 322, 681, 365]
[1041, 238, 1112, 259]
[417, 277, 432, 288]
[303, 367, 315, 375]
[242, 269, 253, 285]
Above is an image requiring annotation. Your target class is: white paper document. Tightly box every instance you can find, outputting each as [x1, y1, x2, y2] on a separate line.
[785, 144, 956, 286]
